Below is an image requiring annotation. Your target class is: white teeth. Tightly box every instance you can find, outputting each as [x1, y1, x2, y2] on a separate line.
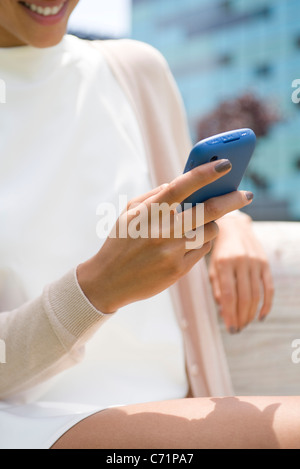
[28, 3, 37, 11]
[52, 6, 61, 14]
[24, 2, 64, 16]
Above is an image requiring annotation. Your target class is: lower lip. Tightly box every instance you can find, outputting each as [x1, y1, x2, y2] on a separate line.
[19, 1, 69, 26]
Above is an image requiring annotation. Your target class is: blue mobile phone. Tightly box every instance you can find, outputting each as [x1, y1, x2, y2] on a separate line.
[181, 128, 256, 209]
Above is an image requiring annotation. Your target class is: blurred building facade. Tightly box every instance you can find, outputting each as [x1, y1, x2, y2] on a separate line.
[132, 0, 300, 220]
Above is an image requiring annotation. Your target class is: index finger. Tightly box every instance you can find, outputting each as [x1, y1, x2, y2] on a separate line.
[259, 264, 274, 321]
[150, 159, 232, 206]
[217, 261, 239, 333]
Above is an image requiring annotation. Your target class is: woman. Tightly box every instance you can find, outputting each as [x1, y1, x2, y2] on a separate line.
[0, 0, 288, 450]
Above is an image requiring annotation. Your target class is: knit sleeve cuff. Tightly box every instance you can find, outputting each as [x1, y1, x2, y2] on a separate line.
[42, 267, 113, 348]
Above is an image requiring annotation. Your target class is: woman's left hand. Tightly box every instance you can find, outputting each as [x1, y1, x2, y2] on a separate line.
[208, 213, 274, 334]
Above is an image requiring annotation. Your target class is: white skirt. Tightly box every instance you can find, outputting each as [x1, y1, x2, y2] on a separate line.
[0, 401, 106, 449]
[0, 291, 187, 449]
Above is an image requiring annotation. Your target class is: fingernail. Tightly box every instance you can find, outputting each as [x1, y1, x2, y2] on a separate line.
[260, 315, 267, 322]
[215, 160, 232, 173]
[246, 191, 254, 201]
[229, 326, 238, 335]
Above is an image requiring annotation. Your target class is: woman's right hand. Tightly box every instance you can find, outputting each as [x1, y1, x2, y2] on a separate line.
[77, 159, 254, 313]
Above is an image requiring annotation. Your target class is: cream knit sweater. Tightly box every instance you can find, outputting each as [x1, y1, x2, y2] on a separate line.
[0, 39, 233, 400]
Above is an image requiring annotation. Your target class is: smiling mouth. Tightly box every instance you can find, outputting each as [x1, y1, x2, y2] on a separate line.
[19, 2, 66, 17]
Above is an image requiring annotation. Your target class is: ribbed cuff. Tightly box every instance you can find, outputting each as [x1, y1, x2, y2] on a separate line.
[43, 268, 112, 347]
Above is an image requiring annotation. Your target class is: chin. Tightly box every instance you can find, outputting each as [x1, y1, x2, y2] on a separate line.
[25, 29, 66, 48]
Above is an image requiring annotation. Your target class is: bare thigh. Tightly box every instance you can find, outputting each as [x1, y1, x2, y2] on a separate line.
[51, 396, 300, 449]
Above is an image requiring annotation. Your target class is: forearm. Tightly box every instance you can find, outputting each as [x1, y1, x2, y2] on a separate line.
[0, 268, 111, 401]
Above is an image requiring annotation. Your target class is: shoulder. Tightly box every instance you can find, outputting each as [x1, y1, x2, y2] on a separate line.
[91, 38, 170, 81]
[107, 39, 167, 66]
